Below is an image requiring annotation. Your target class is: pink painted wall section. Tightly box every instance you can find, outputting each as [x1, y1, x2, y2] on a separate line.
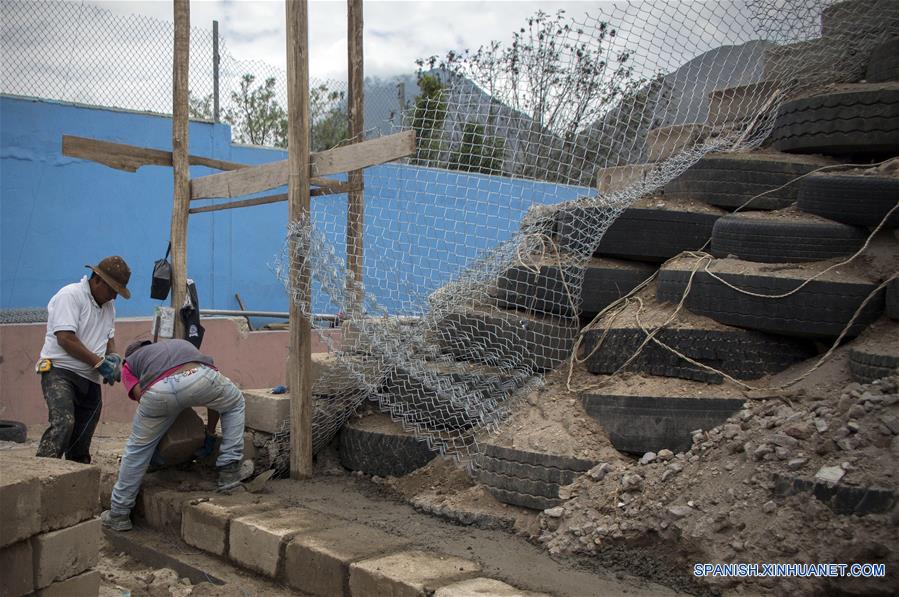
[0, 317, 339, 425]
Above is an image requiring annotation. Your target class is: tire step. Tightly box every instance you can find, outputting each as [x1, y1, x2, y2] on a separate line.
[710, 210, 867, 263]
[847, 320, 899, 384]
[657, 256, 884, 338]
[338, 414, 436, 477]
[772, 472, 896, 515]
[797, 173, 899, 228]
[580, 392, 745, 454]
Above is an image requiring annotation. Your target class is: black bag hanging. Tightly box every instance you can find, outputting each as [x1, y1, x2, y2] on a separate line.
[180, 279, 205, 349]
[150, 243, 172, 300]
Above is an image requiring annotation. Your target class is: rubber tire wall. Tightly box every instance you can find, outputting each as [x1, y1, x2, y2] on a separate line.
[338, 419, 436, 477]
[797, 174, 899, 228]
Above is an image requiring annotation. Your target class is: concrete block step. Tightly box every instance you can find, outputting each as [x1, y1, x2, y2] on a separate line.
[229, 507, 333, 578]
[349, 550, 481, 597]
[35, 570, 100, 597]
[32, 518, 101, 590]
[707, 80, 781, 126]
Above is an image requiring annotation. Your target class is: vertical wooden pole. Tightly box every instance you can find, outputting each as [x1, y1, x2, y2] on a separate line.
[286, 0, 313, 479]
[346, 0, 364, 317]
[213, 20, 220, 123]
[171, 0, 190, 339]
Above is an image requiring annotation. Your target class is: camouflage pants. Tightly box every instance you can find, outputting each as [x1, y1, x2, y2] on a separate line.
[36, 367, 102, 463]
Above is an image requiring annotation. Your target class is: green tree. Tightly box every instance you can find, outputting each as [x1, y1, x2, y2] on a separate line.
[188, 91, 213, 120]
[224, 74, 288, 147]
[409, 73, 447, 165]
[449, 121, 505, 174]
[310, 84, 349, 151]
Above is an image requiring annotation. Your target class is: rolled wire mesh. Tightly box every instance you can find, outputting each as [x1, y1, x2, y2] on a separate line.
[269, 0, 898, 472]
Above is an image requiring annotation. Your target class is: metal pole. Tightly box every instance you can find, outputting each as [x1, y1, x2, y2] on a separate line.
[213, 20, 220, 122]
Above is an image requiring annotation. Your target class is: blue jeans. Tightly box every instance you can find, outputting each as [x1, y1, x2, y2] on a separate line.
[110, 365, 245, 515]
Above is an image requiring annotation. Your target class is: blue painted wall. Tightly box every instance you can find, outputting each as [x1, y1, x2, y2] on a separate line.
[1, 95, 589, 320]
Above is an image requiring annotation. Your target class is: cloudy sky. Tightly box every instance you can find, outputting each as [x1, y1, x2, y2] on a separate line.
[92, 0, 615, 80]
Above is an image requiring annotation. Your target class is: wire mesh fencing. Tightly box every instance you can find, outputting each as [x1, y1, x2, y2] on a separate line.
[267, 0, 898, 471]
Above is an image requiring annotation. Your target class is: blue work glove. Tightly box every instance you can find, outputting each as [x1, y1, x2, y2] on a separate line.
[194, 433, 216, 460]
[96, 354, 122, 385]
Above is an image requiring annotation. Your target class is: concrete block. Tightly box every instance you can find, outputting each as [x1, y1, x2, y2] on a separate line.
[36, 570, 100, 597]
[134, 486, 199, 534]
[349, 550, 481, 597]
[284, 524, 411, 597]
[31, 518, 101, 589]
[0, 461, 41, 547]
[229, 508, 330, 578]
[4, 453, 99, 534]
[243, 390, 290, 434]
[434, 578, 551, 597]
[157, 408, 205, 466]
[181, 496, 272, 557]
[0, 540, 34, 597]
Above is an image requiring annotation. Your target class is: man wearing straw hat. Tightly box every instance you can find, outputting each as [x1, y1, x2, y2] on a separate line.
[35, 255, 131, 463]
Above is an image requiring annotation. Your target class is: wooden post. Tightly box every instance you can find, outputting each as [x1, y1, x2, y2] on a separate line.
[346, 0, 364, 318]
[286, 0, 313, 479]
[171, 0, 191, 339]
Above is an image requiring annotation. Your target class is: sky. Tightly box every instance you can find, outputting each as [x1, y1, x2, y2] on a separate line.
[92, 0, 617, 80]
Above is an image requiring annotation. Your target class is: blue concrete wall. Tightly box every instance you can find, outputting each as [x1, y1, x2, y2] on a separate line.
[1, 95, 589, 320]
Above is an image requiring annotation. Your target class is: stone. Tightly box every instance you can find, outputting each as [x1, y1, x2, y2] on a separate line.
[434, 578, 550, 597]
[586, 463, 611, 481]
[667, 505, 692, 519]
[774, 447, 791, 460]
[182, 497, 272, 557]
[848, 404, 866, 419]
[0, 461, 41, 548]
[156, 408, 205, 466]
[846, 421, 861, 434]
[880, 415, 899, 435]
[786, 458, 807, 470]
[815, 466, 845, 484]
[243, 390, 291, 434]
[349, 550, 481, 597]
[762, 501, 776, 514]
[284, 524, 410, 597]
[31, 518, 101, 589]
[0, 540, 34, 597]
[769, 434, 798, 448]
[814, 418, 829, 434]
[135, 486, 199, 534]
[620, 474, 643, 492]
[230, 508, 330, 578]
[783, 423, 812, 440]
[657, 449, 674, 461]
[3, 453, 99, 535]
[36, 570, 100, 597]
[639, 452, 656, 465]
[544, 507, 564, 518]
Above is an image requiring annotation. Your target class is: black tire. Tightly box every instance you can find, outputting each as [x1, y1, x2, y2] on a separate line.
[888, 278, 899, 320]
[436, 306, 577, 372]
[581, 393, 744, 454]
[496, 258, 656, 316]
[773, 472, 896, 515]
[657, 266, 884, 338]
[710, 213, 867, 263]
[338, 415, 436, 477]
[0, 420, 27, 443]
[664, 153, 831, 210]
[556, 205, 721, 263]
[581, 326, 815, 383]
[849, 347, 899, 384]
[471, 444, 595, 510]
[0, 308, 48, 324]
[797, 174, 899, 228]
[768, 84, 899, 155]
[866, 38, 899, 83]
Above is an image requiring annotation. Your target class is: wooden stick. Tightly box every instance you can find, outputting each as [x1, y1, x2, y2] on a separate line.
[188, 183, 358, 215]
[171, 0, 191, 340]
[346, 0, 365, 318]
[63, 135, 350, 195]
[286, 0, 313, 480]
[190, 130, 414, 200]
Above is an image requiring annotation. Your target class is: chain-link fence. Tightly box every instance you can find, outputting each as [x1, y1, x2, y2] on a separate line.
[0, 0, 409, 149]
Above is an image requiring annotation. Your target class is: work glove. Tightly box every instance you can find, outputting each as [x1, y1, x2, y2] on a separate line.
[194, 433, 217, 460]
[96, 353, 122, 385]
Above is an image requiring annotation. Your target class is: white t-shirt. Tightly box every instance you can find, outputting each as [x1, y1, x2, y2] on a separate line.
[40, 276, 116, 383]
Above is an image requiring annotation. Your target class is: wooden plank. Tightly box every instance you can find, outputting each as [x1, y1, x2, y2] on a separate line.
[190, 129, 414, 199]
[286, 0, 313, 480]
[170, 0, 191, 339]
[62, 135, 246, 172]
[187, 183, 357, 214]
[346, 0, 365, 318]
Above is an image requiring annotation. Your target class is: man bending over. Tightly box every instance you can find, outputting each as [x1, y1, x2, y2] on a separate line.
[101, 339, 252, 531]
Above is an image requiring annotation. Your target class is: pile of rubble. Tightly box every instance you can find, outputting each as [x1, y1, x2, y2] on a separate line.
[537, 368, 898, 595]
